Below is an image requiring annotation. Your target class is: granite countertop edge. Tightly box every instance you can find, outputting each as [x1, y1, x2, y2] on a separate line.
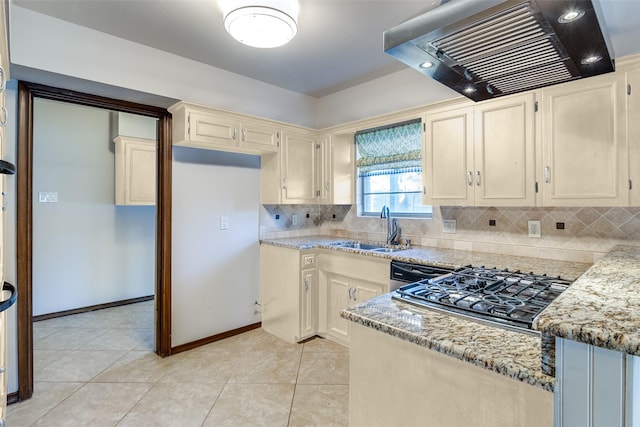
[341, 296, 555, 392]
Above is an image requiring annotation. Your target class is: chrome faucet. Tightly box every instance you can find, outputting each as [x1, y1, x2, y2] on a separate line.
[380, 205, 399, 245]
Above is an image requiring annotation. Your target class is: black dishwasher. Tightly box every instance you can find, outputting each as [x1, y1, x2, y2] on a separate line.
[389, 260, 455, 291]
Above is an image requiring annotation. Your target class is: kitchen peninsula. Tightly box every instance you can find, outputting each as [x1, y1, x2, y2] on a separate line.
[260, 236, 592, 426]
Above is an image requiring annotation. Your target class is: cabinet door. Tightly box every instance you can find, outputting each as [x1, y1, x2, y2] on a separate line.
[326, 275, 350, 342]
[240, 120, 279, 153]
[114, 137, 156, 206]
[474, 93, 536, 206]
[628, 70, 640, 206]
[281, 130, 318, 203]
[189, 111, 238, 148]
[300, 268, 317, 340]
[541, 74, 628, 206]
[423, 106, 474, 205]
[352, 279, 383, 304]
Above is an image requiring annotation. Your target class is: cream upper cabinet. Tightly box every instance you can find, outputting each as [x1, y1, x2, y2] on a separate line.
[281, 129, 318, 203]
[474, 93, 536, 206]
[113, 136, 156, 206]
[627, 69, 640, 206]
[317, 133, 354, 205]
[423, 106, 474, 206]
[540, 73, 628, 206]
[169, 102, 280, 155]
[423, 94, 536, 206]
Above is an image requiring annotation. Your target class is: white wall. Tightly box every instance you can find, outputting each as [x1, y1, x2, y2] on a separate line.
[171, 147, 261, 347]
[32, 98, 155, 315]
[9, 5, 318, 129]
[315, 68, 461, 129]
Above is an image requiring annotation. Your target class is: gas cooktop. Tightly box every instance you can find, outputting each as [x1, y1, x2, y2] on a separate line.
[392, 266, 573, 334]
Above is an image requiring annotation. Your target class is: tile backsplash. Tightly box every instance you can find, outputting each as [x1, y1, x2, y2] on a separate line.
[260, 205, 640, 264]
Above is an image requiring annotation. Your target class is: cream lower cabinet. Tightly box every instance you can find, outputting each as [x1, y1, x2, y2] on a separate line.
[540, 73, 628, 206]
[423, 92, 536, 206]
[113, 136, 156, 205]
[318, 252, 390, 346]
[260, 244, 316, 343]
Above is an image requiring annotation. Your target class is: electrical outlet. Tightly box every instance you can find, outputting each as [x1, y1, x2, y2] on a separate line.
[443, 219, 457, 234]
[220, 216, 229, 230]
[291, 214, 298, 226]
[528, 220, 541, 238]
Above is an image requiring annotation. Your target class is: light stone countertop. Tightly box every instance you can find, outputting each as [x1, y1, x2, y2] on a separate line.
[260, 236, 590, 280]
[341, 294, 556, 391]
[533, 245, 640, 356]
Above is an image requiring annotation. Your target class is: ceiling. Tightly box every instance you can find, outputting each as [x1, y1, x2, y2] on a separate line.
[11, 0, 640, 99]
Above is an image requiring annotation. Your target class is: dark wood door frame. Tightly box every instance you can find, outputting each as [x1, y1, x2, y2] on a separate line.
[15, 81, 173, 401]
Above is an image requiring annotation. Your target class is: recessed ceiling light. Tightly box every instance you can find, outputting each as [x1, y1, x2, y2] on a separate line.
[419, 61, 435, 69]
[558, 10, 585, 23]
[224, 5, 298, 48]
[581, 55, 602, 65]
[463, 86, 476, 94]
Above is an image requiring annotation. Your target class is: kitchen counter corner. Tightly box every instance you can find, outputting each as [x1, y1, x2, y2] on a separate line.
[534, 245, 640, 356]
[342, 293, 556, 392]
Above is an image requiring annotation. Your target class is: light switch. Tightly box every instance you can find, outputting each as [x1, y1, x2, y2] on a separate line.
[39, 192, 58, 203]
[220, 216, 229, 230]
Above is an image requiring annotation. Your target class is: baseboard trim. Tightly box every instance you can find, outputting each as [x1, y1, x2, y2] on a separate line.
[171, 322, 262, 355]
[32, 295, 155, 322]
[7, 391, 19, 405]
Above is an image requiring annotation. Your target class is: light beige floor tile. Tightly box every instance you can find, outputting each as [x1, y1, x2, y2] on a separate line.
[297, 351, 349, 385]
[33, 327, 108, 350]
[134, 334, 155, 351]
[204, 328, 301, 354]
[288, 384, 349, 427]
[33, 326, 62, 341]
[228, 350, 302, 384]
[92, 350, 174, 383]
[112, 310, 154, 328]
[32, 382, 152, 427]
[34, 349, 67, 372]
[118, 382, 223, 427]
[35, 350, 127, 382]
[159, 350, 237, 384]
[202, 383, 294, 427]
[6, 381, 84, 427]
[81, 328, 153, 351]
[303, 337, 349, 353]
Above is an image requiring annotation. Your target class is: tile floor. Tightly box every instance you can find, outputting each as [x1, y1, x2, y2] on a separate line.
[7, 301, 350, 426]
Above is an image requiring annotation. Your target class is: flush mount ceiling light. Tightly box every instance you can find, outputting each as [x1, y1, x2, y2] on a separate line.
[224, 4, 298, 48]
[581, 55, 602, 65]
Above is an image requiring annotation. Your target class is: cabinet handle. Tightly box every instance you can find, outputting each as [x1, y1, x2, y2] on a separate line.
[325, 181, 330, 191]
[352, 288, 358, 301]
[303, 277, 309, 292]
[1, 192, 6, 212]
[544, 166, 550, 183]
[0, 106, 7, 127]
[476, 171, 481, 186]
[0, 66, 5, 93]
[467, 171, 473, 186]
[232, 128, 237, 140]
[242, 128, 247, 142]
[282, 178, 287, 190]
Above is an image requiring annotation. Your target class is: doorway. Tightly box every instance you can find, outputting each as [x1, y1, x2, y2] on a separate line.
[15, 82, 172, 401]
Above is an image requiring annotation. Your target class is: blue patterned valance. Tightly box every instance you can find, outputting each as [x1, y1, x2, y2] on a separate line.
[355, 120, 422, 174]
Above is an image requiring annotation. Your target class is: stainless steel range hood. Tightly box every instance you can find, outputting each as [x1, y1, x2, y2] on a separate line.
[384, 0, 615, 102]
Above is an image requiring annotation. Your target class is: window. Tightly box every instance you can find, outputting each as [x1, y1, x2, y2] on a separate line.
[356, 120, 432, 217]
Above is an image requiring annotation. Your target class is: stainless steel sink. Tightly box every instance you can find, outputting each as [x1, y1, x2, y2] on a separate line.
[330, 241, 407, 252]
